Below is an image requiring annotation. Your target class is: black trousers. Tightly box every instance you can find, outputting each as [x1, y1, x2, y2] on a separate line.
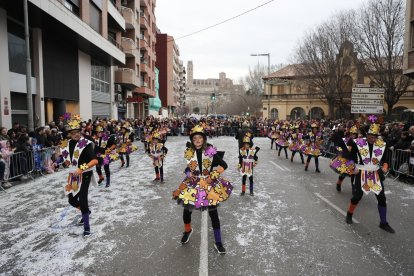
[351, 172, 386, 207]
[96, 164, 110, 178]
[306, 155, 319, 168]
[155, 166, 164, 178]
[278, 147, 288, 158]
[291, 151, 304, 162]
[183, 207, 220, 229]
[68, 171, 92, 214]
[242, 175, 253, 185]
[119, 153, 130, 165]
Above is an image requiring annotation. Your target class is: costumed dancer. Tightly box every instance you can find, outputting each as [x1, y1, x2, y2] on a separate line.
[330, 124, 358, 192]
[277, 123, 290, 159]
[60, 114, 98, 236]
[147, 131, 168, 183]
[172, 125, 233, 254]
[118, 122, 137, 168]
[289, 123, 305, 164]
[345, 116, 394, 233]
[93, 124, 118, 188]
[303, 123, 323, 172]
[268, 124, 279, 150]
[238, 134, 260, 196]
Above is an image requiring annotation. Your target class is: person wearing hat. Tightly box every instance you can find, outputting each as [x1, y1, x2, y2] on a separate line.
[345, 117, 394, 233]
[235, 122, 254, 150]
[268, 125, 279, 150]
[172, 125, 233, 254]
[93, 124, 117, 188]
[289, 123, 305, 164]
[330, 125, 358, 192]
[118, 122, 136, 168]
[303, 123, 323, 172]
[276, 123, 290, 159]
[147, 131, 168, 183]
[60, 114, 98, 236]
[238, 134, 260, 196]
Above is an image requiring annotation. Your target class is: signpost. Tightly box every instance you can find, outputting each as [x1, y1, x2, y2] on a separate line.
[351, 86, 385, 114]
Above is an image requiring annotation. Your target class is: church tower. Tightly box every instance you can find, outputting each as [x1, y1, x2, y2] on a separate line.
[187, 61, 193, 86]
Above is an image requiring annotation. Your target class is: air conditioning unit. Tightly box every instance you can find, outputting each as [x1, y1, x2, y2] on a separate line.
[115, 94, 123, 102]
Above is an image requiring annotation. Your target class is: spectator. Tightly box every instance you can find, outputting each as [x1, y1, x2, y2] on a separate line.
[393, 131, 411, 150]
[0, 127, 10, 141]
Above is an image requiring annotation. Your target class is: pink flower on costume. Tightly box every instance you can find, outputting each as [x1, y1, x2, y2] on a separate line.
[204, 146, 217, 158]
[356, 138, 367, 147]
[374, 148, 382, 157]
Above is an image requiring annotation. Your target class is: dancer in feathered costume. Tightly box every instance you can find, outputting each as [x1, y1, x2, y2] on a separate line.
[303, 123, 323, 172]
[147, 131, 168, 183]
[118, 122, 137, 168]
[238, 134, 260, 196]
[60, 114, 98, 236]
[330, 124, 358, 192]
[345, 115, 394, 233]
[93, 124, 118, 188]
[276, 123, 290, 159]
[289, 123, 305, 164]
[172, 125, 233, 254]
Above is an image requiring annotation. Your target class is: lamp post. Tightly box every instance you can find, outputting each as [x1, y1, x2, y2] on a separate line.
[251, 53, 270, 119]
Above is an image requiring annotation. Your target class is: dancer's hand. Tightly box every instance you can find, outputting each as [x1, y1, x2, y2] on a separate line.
[71, 168, 83, 177]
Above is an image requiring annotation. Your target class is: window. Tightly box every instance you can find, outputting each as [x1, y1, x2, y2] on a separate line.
[91, 60, 109, 93]
[411, 21, 414, 49]
[7, 19, 34, 76]
[89, 3, 101, 33]
[63, 0, 80, 16]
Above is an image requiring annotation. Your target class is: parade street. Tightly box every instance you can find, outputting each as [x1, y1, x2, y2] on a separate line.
[1, 136, 413, 276]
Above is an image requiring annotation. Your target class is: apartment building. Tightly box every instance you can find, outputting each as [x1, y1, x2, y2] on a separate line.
[0, 0, 127, 128]
[117, 0, 157, 119]
[155, 33, 183, 117]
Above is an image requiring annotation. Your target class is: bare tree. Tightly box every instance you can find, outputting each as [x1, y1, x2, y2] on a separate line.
[294, 10, 357, 118]
[354, 0, 413, 117]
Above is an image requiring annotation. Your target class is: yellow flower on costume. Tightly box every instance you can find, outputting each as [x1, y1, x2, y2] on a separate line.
[110, 153, 118, 160]
[375, 139, 385, 148]
[359, 148, 369, 157]
[80, 163, 88, 170]
[68, 120, 80, 129]
[73, 114, 81, 120]
[210, 170, 220, 180]
[73, 150, 80, 159]
[184, 148, 194, 160]
[131, 145, 138, 151]
[59, 139, 68, 149]
[202, 159, 212, 169]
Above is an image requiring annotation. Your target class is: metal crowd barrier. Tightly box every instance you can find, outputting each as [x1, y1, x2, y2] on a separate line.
[390, 149, 414, 181]
[3, 150, 35, 182]
[33, 146, 60, 175]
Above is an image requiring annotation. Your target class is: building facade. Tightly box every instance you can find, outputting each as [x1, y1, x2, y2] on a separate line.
[264, 42, 414, 120]
[116, 0, 157, 119]
[186, 61, 244, 114]
[155, 33, 184, 117]
[0, 0, 127, 129]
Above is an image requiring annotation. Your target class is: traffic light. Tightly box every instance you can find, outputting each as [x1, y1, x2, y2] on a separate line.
[211, 93, 216, 101]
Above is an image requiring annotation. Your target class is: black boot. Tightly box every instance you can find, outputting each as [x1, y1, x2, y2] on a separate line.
[105, 176, 110, 188]
[346, 212, 353, 224]
[379, 223, 395, 233]
[336, 184, 341, 192]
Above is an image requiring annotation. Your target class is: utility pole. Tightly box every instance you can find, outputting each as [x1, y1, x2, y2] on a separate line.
[24, 0, 34, 130]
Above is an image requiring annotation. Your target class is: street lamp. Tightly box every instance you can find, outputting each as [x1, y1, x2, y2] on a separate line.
[251, 53, 270, 119]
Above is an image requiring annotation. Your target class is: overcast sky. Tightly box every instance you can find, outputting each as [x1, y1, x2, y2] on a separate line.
[156, 0, 367, 81]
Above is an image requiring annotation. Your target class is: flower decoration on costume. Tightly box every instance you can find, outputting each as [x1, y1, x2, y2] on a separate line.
[375, 139, 385, 148]
[363, 158, 370, 164]
[59, 139, 68, 149]
[202, 158, 212, 169]
[78, 139, 88, 149]
[359, 148, 369, 157]
[73, 149, 80, 159]
[63, 112, 71, 120]
[210, 170, 220, 180]
[374, 148, 383, 157]
[204, 146, 217, 158]
[80, 163, 88, 170]
[356, 138, 367, 147]
[72, 160, 77, 166]
[184, 148, 194, 160]
[368, 114, 377, 123]
[73, 114, 81, 120]
[61, 149, 69, 159]
[68, 120, 80, 130]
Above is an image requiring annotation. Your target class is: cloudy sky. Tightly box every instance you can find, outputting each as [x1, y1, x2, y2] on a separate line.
[156, 0, 367, 81]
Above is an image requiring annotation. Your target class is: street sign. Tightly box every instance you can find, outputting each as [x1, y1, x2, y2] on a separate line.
[351, 105, 383, 114]
[352, 88, 385, 93]
[351, 99, 384, 105]
[351, 93, 384, 99]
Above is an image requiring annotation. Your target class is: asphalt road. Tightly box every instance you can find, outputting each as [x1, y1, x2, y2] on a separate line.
[1, 136, 413, 276]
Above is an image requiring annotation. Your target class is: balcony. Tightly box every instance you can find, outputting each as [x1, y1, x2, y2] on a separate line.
[139, 36, 149, 49]
[140, 13, 149, 29]
[134, 86, 155, 97]
[121, 37, 139, 58]
[121, 6, 135, 30]
[108, 0, 126, 31]
[115, 68, 140, 89]
[140, 61, 148, 73]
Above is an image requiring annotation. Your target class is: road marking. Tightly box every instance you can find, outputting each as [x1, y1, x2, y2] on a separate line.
[281, 165, 291, 172]
[314, 192, 360, 224]
[270, 161, 286, 171]
[199, 211, 208, 276]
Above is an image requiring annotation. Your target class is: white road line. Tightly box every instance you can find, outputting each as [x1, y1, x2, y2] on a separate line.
[314, 192, 360, 224]
[270, 161, 286, 171]
[199, 211, 208, 276]
[281, 166, 291, 172]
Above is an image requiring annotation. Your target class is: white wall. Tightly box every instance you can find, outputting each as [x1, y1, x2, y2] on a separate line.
[78, 50, 92, 120]
[0, 8, 12, 129]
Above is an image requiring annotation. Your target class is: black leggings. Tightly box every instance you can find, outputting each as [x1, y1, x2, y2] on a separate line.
[96, 164, 110, 178]
[183, 207, 220, 229]
[242, 175, 253, 185]
[291, 151, 304, 162]
[155, 166, 164, 178]
[119, 153, 130, 165]
[306, 155, 319, 168]
[68, 171, 92, 214]
[278, 147, 288, 158]
[351, 174, 386, 207]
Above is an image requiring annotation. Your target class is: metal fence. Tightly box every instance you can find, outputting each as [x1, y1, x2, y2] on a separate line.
[390, 149, 414, 181]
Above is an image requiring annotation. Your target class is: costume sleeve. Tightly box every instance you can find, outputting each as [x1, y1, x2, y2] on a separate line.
[212, 153, 228, 170]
